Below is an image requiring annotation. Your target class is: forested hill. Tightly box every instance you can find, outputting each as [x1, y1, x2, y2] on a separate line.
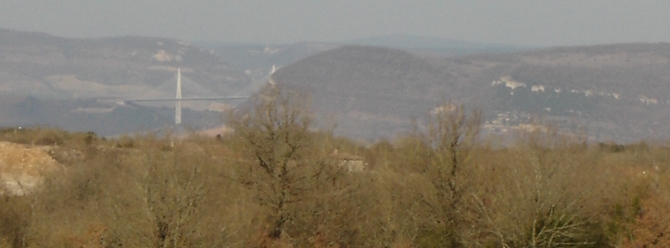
[273, 43, 670, 142]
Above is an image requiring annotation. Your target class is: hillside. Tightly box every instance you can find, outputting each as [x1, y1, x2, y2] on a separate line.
[198, 34, 527, 93]
[0, 29, 250, 99]
[273, 44, 670, 142]
[0, 29, 250, 135]
[344, 34, 530, 57]
[0, 141, 61, 195]
[2, 28, 669, 141]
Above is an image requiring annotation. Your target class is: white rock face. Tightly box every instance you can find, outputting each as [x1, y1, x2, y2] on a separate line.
[264, 46, 279, 55]
[0, 142, 62, 196]
[584, 90, 593, 96]
[430, 104, 457, 115]
[488, 76, 669, 107]
[639, 95, 658, 105]
[153, 50, 183, 62]
[492, 76, 526, 90]
[1, 174, 39, 196]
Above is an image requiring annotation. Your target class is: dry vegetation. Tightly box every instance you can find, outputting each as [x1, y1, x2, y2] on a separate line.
[1, 85, 670, 247]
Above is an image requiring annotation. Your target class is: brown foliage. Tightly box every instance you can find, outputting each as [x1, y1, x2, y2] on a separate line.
[68, 222, 107, 248]
[1, 95, 670, 247]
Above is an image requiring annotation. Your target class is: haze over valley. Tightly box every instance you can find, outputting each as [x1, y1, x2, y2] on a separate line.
[5, 2, 670, 247]
[0, 28, 668, 142]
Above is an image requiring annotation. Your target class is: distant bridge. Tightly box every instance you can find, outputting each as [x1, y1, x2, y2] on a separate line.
[123, 96, 248, 102]
[112, 68, 248, 125]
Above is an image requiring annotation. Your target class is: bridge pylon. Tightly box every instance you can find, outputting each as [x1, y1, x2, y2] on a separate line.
[175, 68, 182, 125]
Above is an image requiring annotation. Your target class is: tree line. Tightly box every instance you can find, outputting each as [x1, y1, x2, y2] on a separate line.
[1, 84, 670, 247]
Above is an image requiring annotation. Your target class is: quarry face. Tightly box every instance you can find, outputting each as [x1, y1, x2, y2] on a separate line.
[0, 142, 62, 196]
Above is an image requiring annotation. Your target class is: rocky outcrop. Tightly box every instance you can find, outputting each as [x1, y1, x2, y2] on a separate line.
[0, 142, 62, 195]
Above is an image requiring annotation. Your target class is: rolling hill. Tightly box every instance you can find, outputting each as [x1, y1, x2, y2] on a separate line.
[0, 29, 249, 99]
[197, 34, 528, 92]
[0, 29, 250, 135]
[1, 28, 668, 142]
[273, 44, 670, 142]
[344, 34, 531, 56]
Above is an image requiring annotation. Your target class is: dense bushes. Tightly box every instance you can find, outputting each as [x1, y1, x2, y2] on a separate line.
[0, 131, 667, 247]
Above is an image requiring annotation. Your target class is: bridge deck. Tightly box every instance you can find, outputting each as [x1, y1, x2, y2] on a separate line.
[122, 96, 248, 102]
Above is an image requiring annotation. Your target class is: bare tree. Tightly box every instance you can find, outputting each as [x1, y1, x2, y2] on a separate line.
[411, 102, 482, 246]
[226, 84, 316, 239]
[140, 149, 210, 248]
[470, 127, 605, 247]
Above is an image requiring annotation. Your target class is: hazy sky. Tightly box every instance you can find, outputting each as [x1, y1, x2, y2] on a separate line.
[1, 0, 668, 47]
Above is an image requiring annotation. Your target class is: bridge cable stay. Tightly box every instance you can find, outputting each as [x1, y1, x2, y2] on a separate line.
[107, 68, 248, 125]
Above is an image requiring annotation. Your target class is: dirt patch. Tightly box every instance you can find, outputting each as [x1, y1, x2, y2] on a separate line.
[0, 142, 62, 195]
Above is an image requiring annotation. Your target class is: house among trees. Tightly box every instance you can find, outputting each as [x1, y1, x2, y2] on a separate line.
[329, 149, 365, 172]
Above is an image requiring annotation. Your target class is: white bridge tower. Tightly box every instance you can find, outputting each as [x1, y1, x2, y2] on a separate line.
[175, 68, 182, 125]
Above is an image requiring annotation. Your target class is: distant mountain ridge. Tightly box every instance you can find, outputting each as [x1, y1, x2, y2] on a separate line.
[0, 29, 249, 135]
[2, 28, 668, 142]
[344, 34, 527, 50]
[344, 34, 532, 56]
[196, 34, 531, 87]
[0, 28, 250, 99]
[274, 43, 670, 142]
